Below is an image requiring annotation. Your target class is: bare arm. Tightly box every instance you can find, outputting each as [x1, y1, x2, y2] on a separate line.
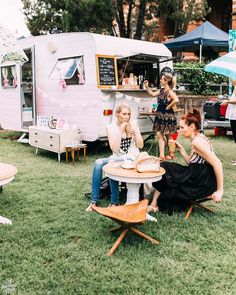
[175, 141, 191, 164]
[143, 80, 160, 97]
[132, 123, 144, 149]
[107, 121, 144, 152]
[222, 87, 236, 104]
[107, 123, 126, 153]
[192, 137, 223, 202]
[166, 90, 179, 110]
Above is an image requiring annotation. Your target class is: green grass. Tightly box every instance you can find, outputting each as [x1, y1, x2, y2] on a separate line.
[0, 131, 235, 295]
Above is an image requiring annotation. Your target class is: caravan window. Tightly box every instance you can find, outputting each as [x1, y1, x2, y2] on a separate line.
[50, 56, 85, 85]
[1, 65, 17, 88]
[117, 55, 162, 88]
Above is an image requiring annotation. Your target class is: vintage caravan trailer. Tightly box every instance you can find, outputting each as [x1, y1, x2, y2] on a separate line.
[0, 33, 173, 142]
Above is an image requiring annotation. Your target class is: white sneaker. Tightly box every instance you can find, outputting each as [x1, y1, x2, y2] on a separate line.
[0, 215, 12, 225]
[146, 213, 157, 222]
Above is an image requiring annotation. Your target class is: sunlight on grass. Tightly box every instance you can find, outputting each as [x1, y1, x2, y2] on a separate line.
[0, 130, 235, 294]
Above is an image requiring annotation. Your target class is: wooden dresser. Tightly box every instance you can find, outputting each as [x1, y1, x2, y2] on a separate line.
[29, 126, 76, 162]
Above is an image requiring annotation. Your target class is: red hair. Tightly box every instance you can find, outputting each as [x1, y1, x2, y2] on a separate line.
[181, 109, 201, 131]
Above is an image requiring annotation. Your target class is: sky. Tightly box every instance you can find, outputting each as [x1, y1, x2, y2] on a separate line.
[0, 0, 30, 37]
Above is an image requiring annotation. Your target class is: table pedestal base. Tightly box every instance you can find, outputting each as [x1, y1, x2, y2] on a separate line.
[126, 183, 157, 222]
[126, 183, 140, 204]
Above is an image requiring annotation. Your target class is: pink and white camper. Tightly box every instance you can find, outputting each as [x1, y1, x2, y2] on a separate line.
[0, 32, 173, 142]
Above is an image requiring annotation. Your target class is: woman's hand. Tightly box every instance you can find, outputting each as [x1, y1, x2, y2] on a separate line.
[120, 122, 128, 132]
[175, 141, 185, 153]
[131, 129, 136, 137]
[211, 190, 223, 203]
[143, 80, 149, 88]
[220, 100, 228, 106]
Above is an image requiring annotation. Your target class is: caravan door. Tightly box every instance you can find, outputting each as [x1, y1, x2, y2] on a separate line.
[20, 47, 36, 129]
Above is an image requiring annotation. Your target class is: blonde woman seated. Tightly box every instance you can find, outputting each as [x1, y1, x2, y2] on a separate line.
[149, 109, 223, 214]
[86, 103, 143, 211]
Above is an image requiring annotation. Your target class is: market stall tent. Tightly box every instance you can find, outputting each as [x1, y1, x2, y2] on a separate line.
[164, 21, 229, 62]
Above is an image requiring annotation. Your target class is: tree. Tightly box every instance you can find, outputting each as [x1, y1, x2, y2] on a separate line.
[22, 0, 115, 35]
[23, 0, 209, 41]
[114, 0, 158, 40]
[157, 0, 209, 37]
[23, 0, 157, 40]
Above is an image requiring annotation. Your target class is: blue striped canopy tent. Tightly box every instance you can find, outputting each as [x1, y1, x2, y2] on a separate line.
[205, 51, 236, 80]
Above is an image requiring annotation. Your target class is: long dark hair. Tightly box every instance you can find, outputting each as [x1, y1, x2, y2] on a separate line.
[181, 109, 201, 131]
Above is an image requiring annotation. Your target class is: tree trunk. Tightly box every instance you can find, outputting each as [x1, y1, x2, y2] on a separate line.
[116, 0, 127, 37]
[134, 0, 148, 40]
[126, 0, 134, 38]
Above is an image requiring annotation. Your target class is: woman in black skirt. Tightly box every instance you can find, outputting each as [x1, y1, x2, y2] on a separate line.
[149, 109, 223, 214]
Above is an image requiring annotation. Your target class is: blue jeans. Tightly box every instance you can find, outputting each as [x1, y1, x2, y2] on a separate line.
[91, 158, 120, 204]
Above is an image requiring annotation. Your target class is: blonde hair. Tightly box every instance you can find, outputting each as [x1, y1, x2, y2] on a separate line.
[115, 103, 132, 137]
[163, 72, 176, 89]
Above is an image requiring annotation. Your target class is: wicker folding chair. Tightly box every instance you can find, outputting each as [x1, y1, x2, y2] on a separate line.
[92, 199, 160, 256]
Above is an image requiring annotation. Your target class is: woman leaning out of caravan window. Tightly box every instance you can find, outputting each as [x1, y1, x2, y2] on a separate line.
[85, 103, 143, 212]
[148, 109, 223, 214]
[143, 72, 179, 161]
[221, 80, 236, 165]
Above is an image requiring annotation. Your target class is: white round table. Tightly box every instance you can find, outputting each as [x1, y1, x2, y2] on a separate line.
[0, 163, 17, 186]
[103, 163, 165, 204]
[0, 163, 17, 225]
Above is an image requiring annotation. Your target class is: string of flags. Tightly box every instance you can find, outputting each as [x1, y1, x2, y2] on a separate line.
[36, 86, 146, 111]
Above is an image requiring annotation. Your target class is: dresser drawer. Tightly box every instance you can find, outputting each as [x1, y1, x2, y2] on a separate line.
[29, 126, 77, 160]
[29, 130, 60, 150]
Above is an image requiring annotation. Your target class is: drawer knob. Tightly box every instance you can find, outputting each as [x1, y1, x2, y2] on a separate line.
[35, 132, 38, 135]
[50, 136, 53, 139]
[35, 140, 38, 143]
[50, 144, 53, 147]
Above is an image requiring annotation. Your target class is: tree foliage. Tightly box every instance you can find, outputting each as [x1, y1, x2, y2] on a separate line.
[22, 0, 115, 35]
[22, 0, 210, 41]
[174, 62, 228, 95]
[157, 0, 209, 37]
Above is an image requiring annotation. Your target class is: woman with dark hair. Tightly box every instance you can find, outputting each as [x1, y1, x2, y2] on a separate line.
[144, 72, 179, 161]
[148, 109, 223, 214]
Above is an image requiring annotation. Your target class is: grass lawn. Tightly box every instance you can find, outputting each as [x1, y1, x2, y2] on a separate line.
[0, 130, 235, 295]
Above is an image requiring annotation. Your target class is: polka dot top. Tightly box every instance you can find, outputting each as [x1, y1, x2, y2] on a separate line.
[120, 137, 132, 153]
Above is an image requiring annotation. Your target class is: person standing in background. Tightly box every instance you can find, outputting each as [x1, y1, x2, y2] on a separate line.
[222, 80, 236, 165]
[144, 73, 179, 160]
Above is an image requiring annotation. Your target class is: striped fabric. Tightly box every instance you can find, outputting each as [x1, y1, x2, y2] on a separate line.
[205, 51, 236, 80]
[189, 134, 214, 164]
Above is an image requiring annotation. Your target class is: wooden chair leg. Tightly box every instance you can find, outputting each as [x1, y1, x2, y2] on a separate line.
[71, 149, 76, 166]
[107, 228, 129, 256]
[196, 203, 215, 212]
[110, 225, 123, 233]
[83, 146, 86, 162]
[130, 227, 160, 244]
[185, 203, 194, 220]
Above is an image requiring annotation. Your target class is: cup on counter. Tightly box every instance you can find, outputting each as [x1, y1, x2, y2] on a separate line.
[168, 139, 176, 153]
[152, 103, 158, 112]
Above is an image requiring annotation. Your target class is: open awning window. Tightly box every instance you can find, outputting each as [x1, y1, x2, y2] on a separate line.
[49, 56, 85, 85]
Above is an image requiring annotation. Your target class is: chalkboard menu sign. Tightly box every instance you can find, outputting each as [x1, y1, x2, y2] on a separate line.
[96, 54, 118, 88]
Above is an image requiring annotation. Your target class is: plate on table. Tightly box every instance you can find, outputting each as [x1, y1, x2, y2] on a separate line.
[121, 162, 135, 170]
